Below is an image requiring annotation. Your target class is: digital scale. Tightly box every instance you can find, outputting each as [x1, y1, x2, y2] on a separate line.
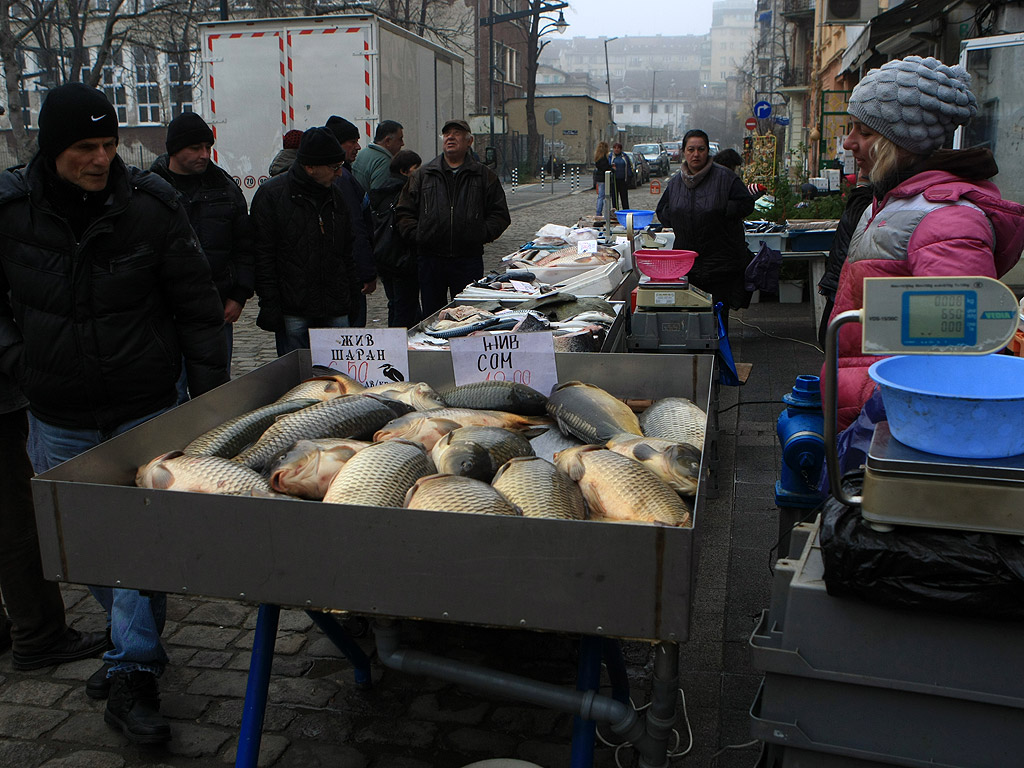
[824, 276, 1024, 535]
[628, 276, 717, 352]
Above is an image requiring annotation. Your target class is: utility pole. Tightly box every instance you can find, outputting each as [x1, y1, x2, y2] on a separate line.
[650, 70, 657, 130]
[604, 36, 618, 138]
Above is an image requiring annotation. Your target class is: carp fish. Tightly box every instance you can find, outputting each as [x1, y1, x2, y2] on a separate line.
[491, 456, 586, 520]
[267, 438, 371, 500]
[438, 380, 548, 415]
[545, 381, 642, 444]
[605, 435, 702, 495]
[639, 397, 707, 450]
[182, 398, 318, 458]
[374, 408, 550, 448]
[275, 373, 365, 402]
[323, 439, 433, 508]
[430, 426, 534, 481]
[137, 452, 271, 495]
[554, 445, 691, 527]
[362, 381, 446, 411]
[404, 474, 520, 516]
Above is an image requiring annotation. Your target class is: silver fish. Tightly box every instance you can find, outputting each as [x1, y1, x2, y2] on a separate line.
[605, 435, 702, 495]
[404, 474, 520, 516]
[545, 381, 642, 444]
[363, 381, 446, 411]
[528, 426, 585, 464]
[137, 451, 271, 495]
[491, 456, 586, 520]
[374, 408, 551, 447]
[438, 381, 548, 415]
[182, 399, 318, 458]
[267, 438, 371, 500]
[554, 445, 691, 527]
[323, 439, 433, 507]
[234, 395, 399, 471]
[275, 374, 365, 402]
[639, 398, 707, 450]
[430, 426, 534, 481]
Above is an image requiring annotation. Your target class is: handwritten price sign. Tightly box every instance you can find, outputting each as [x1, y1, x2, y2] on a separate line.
[451, 331, 558, 396]
[308, 328, 410, 387]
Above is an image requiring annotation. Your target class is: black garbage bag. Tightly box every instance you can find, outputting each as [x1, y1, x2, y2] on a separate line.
[820, 476, 1024, 619]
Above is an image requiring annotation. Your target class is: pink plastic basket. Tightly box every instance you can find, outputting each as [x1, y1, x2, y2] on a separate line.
[634, 249, 698, 280]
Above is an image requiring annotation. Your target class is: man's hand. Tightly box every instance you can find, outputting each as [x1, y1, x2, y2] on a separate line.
[361, 280, 377, 295]
[223, 299, 244, 324]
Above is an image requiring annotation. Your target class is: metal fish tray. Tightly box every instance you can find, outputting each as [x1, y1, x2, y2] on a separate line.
[31, 350, 713, 642]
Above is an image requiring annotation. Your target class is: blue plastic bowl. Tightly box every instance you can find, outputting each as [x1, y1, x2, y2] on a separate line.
[617, 209, 655, 230]
[868, 355, 1024, 459]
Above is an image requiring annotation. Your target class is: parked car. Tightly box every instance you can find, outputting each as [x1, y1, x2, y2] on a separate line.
[629, 151, 651, 188]
[708, 140, 721, 157]
[632, 143, 671, 176]
[664, 141, 682, 163]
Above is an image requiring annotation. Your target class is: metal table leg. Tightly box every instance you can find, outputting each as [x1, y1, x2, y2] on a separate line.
[236, 603, 280, 768]
[305, 611, 373, 689]
[570, 635, 604, 768]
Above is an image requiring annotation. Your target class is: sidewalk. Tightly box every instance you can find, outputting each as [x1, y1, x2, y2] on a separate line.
[0, 189, 826, 767]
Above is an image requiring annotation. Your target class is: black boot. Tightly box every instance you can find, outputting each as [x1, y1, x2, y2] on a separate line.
[86, 662, 113, 700]
[104, 670, 171, 744]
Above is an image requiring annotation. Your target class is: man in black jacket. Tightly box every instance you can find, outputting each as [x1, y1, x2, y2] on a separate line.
[395, 119, 510, 315]
[251, 127, 376, 355]
[150, 112, 254, 361]
[0, 84, 228, 744]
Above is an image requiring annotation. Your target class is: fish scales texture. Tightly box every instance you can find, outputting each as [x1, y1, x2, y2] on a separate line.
[274, 374, 363, 402]
[323, 439, 433, 507]
[639, 398, 707, 449]
[605, 435, 702, 496]
[405, 474, 520, 516]
[375, 408, 549, 444]
[182, 399, 318, 458]
[363, 381, 446, 410]
[439, 380, 548, 415]
[431, 426, 535, 481]
[234, 395, 398, 471]
[492, 456, 586, 520]
[268, 438, 372, 500]
[545, 381, 642, 444]
[137, 452, 271, 495]
[554, 446, 691, 527]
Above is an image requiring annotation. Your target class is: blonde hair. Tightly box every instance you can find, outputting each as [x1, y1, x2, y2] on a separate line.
[868, 134, 926, 184]
[594, 141, 609, 163]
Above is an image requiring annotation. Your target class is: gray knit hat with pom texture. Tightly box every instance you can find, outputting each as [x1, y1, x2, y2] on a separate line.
[848, 55, 978, 155]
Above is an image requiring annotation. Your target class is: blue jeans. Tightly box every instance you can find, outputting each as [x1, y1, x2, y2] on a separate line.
[275, 315, 350, 357]
[30, 409, 171, 676]
[596, 182, 605, 216]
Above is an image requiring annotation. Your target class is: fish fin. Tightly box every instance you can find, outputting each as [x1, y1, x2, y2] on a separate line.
[559, 451, 588, 482]
[148, 464, 176, 490]
[632, 443, 659, 462]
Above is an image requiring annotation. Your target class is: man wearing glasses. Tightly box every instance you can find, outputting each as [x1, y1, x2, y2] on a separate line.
[396, 119, 510, 315]
[251, 126, 377, 355]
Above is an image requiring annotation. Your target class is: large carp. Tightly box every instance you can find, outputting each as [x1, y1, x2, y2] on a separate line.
[323, 439, 433, 507]
[137, 452, 271, 495]
[545, 381, 642, 444]
[267, 438, 371, 500]
[605, 435, 702, 495]
[430, 426, 534, 481]
[491, 456, 586, 520]
[404, 474, 520, 516]
[639, 397, 707, 450]
[182, 399, 318, 458]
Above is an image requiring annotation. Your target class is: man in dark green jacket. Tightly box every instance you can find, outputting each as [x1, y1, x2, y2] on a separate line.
[395, 119, 510, 315]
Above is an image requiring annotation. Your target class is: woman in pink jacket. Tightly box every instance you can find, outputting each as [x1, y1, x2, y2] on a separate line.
[829, 56, 1024, 433]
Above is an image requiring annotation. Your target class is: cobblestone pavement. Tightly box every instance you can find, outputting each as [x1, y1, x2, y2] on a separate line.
[0, 181, 812, 768]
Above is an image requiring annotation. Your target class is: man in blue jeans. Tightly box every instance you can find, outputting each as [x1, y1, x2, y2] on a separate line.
[0, 84, 228, 743]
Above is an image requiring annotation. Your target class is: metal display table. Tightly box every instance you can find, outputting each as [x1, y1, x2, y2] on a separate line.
[31, 350, 714, 767]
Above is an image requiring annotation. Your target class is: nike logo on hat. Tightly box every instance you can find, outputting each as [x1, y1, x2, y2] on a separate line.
[90, 114, 105, 122]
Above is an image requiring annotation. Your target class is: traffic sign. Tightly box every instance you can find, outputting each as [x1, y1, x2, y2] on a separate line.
[754, 100, 772, 119]
[745, 117, 757, 131]
[776, 116, 791, 126]
[544, 108, 562, 126]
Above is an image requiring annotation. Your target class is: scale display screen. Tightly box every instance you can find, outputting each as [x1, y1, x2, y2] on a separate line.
[902, 291, 976, 345]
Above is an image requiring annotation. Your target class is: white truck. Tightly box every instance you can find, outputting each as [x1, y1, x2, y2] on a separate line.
[199, 14, 465, 202]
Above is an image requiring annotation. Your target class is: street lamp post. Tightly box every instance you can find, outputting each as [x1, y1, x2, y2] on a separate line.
[603, 36, 617, 137]
[650, 70, 657, 130]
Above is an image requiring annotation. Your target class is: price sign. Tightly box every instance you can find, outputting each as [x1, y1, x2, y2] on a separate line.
[309, 328, 410, 386]
[578, 239, 598, 254]
[451, 331, 558, 395]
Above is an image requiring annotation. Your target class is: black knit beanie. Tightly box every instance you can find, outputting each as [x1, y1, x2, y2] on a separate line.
[296, 127, 345, 166]
[37, 83, 118, 158]
[326, 115, 360, 143]
[166, 111, 215, 156]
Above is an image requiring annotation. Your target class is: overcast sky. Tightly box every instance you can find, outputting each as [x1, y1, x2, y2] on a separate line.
[560, 0, 714, 39]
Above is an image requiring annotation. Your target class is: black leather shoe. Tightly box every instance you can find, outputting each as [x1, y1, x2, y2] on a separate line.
[0, 615, 11, 657]
[86, 662, 113, 700]
[11, 628, 109, 671]
[104, 670, 171, 744]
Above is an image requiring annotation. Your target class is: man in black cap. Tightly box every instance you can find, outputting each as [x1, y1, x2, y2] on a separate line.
[396, 118, 510, 315]
[251, 126, 376, 355]
[0, 83, 228, 744]
[150, 112, 254, 363]
[326, 115, 376, 327]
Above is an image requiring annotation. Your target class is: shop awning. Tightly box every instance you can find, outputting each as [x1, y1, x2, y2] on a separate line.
[840, 0, 962, 76]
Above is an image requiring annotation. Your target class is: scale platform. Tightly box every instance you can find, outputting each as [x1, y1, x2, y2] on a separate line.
[861, 422, 1024, 536]
[634, 277, 712, 311]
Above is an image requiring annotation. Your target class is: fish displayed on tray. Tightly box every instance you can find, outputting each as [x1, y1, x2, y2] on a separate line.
[134, 375, 705, 528]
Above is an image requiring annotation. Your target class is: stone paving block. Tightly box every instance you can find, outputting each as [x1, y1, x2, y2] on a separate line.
[243, 609, 313, 633]
[167, 625, 241, 650]
[159, 664, 202, 693]
[165, 722, 232, 758]
[352, 717, 438, 748]
[161, 692, 212, 721]
[234, 630, 305, 655]
[52, 659, 105, 682]
[187, 650, 233, 669]
[49, 712, 125, 747]
[68, 615, 108, 635]
[165, 596, 194, 623]
[204, 700, 296, 732]
[39, 748, 126, 768]
[275, 741, 368, 768]
[185, 601, 251, 628]
[0, 738, 57, 766]
[0, 679, 73, 706]
[0, 703, 69, 739]
[185, 670, 250, 699]
[287, 711, 354, 743]
[408, 692, 488, 725]
[444, 726, 517, 757]
[224, 652, 313, 680]
[57, 689, 106, 713]
[220, 733, 289, 767]
[165, 646, 198, 667]
[267, 676, 338, 708]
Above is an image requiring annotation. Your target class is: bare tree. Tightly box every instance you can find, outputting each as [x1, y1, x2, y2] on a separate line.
[0, 0, 57, 160]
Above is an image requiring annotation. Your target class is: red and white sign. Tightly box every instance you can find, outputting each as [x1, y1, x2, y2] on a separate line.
[745, 117, 757, 131]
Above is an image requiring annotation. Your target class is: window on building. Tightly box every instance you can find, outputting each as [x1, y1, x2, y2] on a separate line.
[650, 104, 657, 113]
[169, 51, 193, 118]
[101, 49, 127, 124]
[495, 42, 520, 86]
[616, 105, 623, 114]
[135, 47, 160, 123]
[632, 104, 640, 114]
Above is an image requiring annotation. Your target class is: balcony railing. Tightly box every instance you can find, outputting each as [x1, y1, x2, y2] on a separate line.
[782, 0, 815, 17]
